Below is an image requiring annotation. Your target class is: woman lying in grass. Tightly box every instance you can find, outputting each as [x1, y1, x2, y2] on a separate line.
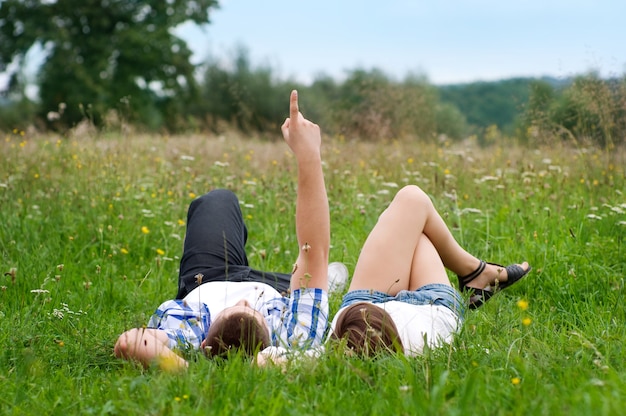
[258, 185, 531, 364]
[327, 184, 531, 356]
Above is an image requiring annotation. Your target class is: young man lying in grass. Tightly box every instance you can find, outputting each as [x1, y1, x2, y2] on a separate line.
[115, 91, 331, 370]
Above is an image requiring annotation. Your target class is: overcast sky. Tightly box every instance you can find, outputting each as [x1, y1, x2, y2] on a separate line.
[2, 0, 624, 94]
[177, 0, 626, 85]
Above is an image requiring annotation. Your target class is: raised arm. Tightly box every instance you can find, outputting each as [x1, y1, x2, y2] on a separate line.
[281, 90, 329, 291]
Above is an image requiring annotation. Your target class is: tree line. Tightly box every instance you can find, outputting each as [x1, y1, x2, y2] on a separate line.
[1, 1, 624, 147]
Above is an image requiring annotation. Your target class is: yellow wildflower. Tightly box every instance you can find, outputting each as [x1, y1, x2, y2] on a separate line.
[141, 226, 150, 234]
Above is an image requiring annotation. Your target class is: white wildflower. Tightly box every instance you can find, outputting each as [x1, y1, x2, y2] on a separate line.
[460, 208, 483, 215]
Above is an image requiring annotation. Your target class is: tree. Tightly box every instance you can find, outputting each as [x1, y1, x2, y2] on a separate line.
[0, 0, 219, 129]
[198, 47, 296, 134]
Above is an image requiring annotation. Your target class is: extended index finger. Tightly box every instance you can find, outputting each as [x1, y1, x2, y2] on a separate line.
[289, 90, 299, 120]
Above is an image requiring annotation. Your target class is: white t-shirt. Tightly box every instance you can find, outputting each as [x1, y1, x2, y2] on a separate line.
[329, 301, 460, 356]
[183, 281, 282, 318]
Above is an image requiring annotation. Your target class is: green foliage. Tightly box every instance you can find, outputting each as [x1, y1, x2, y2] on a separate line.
[0, 0, 219, 130]
[330, 69, 441, 140]
[0, 97, 38, 131]
[438, 78, 535, 135]
[519, 73, 626, 148]
[197, 47, 298, 134]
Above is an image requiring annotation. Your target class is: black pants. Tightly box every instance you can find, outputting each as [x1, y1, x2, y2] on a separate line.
[176, 189, 292, 299]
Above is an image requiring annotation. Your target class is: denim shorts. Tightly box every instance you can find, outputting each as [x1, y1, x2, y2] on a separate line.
[340, 283, 466, 320]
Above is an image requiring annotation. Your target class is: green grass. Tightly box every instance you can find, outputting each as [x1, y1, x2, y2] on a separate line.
[1, 129, 625, 415]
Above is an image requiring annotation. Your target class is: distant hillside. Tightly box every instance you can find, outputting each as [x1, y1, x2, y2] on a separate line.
[437, 77, 573, 133]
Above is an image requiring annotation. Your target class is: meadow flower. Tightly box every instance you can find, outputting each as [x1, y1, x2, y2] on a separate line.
[141, 226, 150, 234]
[460, 208, 483, 215]
[121, 248, 129, 254]
[156, 248, 165, 256]
[511, 377, 521, 385]
[5, 267, 17, 283]
[195, 273, 204, 285]
[517, 299, 529, 311]
[189, 192, 197, 198]
[522, 317, 532, 326]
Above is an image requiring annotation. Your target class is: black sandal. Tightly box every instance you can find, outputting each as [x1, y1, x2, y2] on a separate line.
[457, 260, 531, 309]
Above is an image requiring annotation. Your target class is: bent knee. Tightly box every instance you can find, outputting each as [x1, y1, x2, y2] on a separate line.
[191, 188, 238, 208]
[393, 185, 432, 208]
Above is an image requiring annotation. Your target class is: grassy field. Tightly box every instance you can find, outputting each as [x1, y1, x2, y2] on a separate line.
[1, 128, 625, 415]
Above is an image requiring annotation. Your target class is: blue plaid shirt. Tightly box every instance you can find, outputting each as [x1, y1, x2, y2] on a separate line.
[147, 300, 211, 353]
[148, 287, 328, 354]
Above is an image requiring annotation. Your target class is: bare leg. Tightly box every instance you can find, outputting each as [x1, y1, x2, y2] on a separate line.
[349, 185, 447, 294]
[349, 185, 528, 293]
[408, 234, 449, 290]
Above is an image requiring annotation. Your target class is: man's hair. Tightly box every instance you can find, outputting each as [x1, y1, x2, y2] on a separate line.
[330, 302, 403, 356]
[204, 312, 271, 358]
